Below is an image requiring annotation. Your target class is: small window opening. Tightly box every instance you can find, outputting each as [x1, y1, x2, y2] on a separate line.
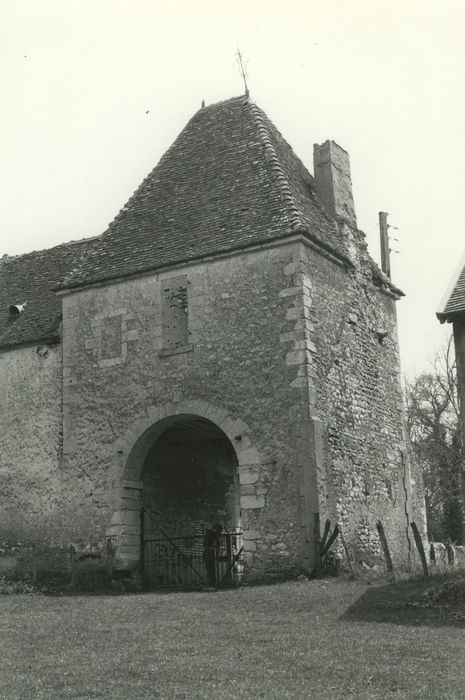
[162, 279, 189, 351]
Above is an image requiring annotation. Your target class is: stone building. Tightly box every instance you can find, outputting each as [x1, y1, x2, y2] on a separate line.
[0, 95, 424, 584]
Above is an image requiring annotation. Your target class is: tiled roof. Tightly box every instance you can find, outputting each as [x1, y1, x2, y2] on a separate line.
[437, 253, 465, 322]
[61, 96, 347, 289]
[0, 238, 98, 350]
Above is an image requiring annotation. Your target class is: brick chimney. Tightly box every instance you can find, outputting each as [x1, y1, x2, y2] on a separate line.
[313, 140, 357, 228]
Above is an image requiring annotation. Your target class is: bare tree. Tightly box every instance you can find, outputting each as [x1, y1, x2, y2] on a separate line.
[405, 337, 464, 543]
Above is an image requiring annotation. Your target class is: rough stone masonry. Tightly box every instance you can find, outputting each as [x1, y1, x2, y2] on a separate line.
[0, 95, 426, 583]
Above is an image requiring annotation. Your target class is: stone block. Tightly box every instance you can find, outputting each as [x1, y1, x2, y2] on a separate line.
[122, 523, 141, 535]
[119, 535, 140, 547]
[293, 318, 311, 330]
[239, 469, 259, 485]
[283, 262, 299, 276]
[119, 497, 141, 511]
[293, 339, 311, 350]
[115, 549, 140, 563]
[145, 405, 162, 423]
[111, 510, 140, 526]
[99, 356, 122, 368]
[239, 447, 261, 465]
[300, 274, 312, 289]
[105, 524, 125, 537]
[302, 293, 313, 307]
[121, 479, 143, 491]
[279, 331, 296, 343]
[243, 530, 260, 540]
[286, 307, 307, 321]
[286, 350, 313, 366]
[230, 418, 250, 439]
[240, 494, 265, 510]
[122, 329, 139, 342]
[243, 551, 255, 565]
[279, 287, 300, 298]
[291, 376, 310, 389]
[108, 307, 127, 318]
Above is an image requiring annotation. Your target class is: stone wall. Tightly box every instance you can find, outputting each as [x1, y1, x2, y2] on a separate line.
[0, 343, 62, 542]
[60, 242, 319, 580]
[295, 224, 425, 567]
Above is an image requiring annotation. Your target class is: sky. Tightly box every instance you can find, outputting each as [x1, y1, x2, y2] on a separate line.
[1, 0, 464, 377]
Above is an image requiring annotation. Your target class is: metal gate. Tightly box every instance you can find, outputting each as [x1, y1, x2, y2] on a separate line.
[140, 512, 243, 590]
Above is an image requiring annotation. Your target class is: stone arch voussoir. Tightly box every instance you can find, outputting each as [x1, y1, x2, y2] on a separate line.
[108, 400, 264, 571]
[117, 400, 256, 481]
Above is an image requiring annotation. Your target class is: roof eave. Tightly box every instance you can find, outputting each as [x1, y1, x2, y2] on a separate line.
[436, 309, 465, 325]
[57, 229, 353, 294]
[0, 335, 60, 354]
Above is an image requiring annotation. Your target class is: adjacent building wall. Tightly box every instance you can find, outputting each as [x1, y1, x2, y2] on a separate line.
[0, 343, 62, 542]
[453, 319, 465, 441]
[453, 319, 465, 531]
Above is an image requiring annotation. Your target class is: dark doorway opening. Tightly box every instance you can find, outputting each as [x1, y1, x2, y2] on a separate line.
[140, 415, 242, 588]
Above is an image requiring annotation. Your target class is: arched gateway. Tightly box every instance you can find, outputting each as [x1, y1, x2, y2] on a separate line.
[107, 400, 261, 588]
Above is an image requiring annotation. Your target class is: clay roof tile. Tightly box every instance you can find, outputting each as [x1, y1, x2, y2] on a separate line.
[0, 238, 98, 349]
[60, 95, 347, 290]
[437, 252, 465, 322]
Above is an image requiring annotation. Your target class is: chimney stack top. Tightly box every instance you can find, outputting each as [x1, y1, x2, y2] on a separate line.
[313, 140, 357, 228]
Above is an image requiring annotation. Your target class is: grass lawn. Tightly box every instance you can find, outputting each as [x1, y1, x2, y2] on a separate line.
[1, 577, 465, 699]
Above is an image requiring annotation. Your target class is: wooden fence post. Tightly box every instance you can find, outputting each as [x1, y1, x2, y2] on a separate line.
[339, 528, 355, 577]
[445, 538, 455, 566]
[376, 520, 395, 578]
[320, 519, 331, 555]
[410, 522, 429, 577]
[320, 524, 339, 558]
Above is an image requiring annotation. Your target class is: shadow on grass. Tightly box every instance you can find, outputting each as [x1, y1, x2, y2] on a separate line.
[341, 573, 465, 628]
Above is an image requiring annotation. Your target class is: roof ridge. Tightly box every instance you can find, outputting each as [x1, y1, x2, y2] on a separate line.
[248, 101, 307, 233]
[200, 95, 246, 111]
[98, 96, 250, 241]
[1, 235, 100, 262]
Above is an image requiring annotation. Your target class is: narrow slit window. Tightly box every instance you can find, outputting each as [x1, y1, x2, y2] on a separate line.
[162, 279, 189, 350]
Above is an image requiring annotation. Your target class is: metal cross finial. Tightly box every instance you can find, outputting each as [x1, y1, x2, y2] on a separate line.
[236, 49, 249, 98]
